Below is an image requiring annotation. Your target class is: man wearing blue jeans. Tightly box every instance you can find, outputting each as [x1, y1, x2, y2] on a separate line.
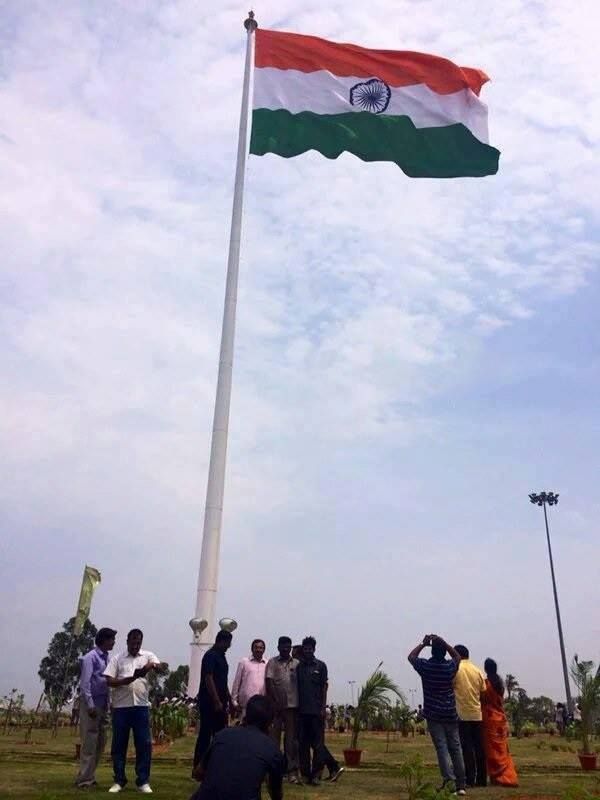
[104, 629, 168, 794]
[409, 634, 466, 796]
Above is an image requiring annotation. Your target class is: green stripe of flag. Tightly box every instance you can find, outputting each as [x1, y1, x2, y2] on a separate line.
[250, 109, 500, 178]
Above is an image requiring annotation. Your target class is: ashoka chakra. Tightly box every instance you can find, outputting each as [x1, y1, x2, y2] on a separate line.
[349, 78, 391, 114]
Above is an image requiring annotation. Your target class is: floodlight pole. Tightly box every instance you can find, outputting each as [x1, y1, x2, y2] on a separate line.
[348, 680, 356, 706]
[529, 491, 573, 713]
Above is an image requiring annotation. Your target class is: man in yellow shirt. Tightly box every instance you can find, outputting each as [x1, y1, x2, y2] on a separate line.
[453, 644, 486, 787]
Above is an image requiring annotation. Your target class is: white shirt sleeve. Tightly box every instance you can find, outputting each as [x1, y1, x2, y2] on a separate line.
[144, 651, 160, 665]
[103, 655, 119, 678]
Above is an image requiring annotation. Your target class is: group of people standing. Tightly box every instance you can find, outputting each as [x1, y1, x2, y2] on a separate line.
[74, 624, 519, 798]
[192, 632, 345, 798]
[74, 625, 344, 797]
[409, 634, 518, 795]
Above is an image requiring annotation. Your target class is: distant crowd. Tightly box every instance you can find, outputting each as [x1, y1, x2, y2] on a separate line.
[73, 628, 537, 797]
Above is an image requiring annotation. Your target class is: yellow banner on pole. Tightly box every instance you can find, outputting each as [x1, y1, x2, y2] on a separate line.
[73, 565, 101, 635]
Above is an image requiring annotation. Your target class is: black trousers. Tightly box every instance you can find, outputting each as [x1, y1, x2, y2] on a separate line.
[458, 720, 487, 787]
[298, 714, 338, 780]
[193, 709, 227, 768]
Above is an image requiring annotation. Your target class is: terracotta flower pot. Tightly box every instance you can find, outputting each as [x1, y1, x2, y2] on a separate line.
[577, 752, 597, 771]
[343, 748, 363, 767]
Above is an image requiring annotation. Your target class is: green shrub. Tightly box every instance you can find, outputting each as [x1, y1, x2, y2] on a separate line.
[565, 722, 577, 741]
[397, 755, 452, 800]
[151, 701, 190, 743]
[562, 777, 600, 800]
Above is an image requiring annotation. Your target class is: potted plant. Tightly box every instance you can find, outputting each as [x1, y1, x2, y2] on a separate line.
[343, 665, 402, 767]
[570, 655, 600, 771]
[394, 702, 415, 738]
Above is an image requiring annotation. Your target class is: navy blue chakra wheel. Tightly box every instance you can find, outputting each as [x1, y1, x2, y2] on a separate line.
[349, 78, 391, 114]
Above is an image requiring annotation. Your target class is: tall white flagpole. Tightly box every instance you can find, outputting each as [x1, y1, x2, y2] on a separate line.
[188, 10, 258, 698]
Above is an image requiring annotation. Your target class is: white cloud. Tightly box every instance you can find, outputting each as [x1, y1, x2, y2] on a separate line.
[1, 0, 599, 703]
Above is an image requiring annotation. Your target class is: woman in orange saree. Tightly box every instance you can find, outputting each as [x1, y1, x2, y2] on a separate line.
[481, 659, 518, 787]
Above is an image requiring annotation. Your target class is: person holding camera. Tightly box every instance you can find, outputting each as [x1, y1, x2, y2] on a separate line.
[408, 634, 466, 796]
[104, 628, 168, 794]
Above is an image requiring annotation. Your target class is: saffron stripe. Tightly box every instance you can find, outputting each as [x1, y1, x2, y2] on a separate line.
[255, 29, 489, 96]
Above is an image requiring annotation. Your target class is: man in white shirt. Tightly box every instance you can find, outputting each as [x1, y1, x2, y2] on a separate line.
[103, 628, 168, 794]
[231, 639, 267, 718]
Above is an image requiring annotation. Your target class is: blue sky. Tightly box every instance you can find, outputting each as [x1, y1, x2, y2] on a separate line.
[1, 0, 599, 705]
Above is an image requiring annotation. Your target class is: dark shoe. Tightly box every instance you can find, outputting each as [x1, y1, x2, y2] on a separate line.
[329, 766, 345, 782]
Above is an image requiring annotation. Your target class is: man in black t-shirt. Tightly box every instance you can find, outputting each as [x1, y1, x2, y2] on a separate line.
[193, 630, 233, 768]
[296, 636, 343, 785]
[190, 695, 284, 800]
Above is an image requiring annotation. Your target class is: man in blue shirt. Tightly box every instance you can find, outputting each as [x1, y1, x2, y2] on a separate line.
[75, 627, 117, 788]
[193, 630, 234, 769]
[408, 634, 466, 795]
[191, 694, 284, 800]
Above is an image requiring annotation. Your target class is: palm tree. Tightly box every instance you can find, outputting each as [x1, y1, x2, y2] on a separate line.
[350, 667, 404, 750]
[570, 655, 600, 755]
[393, 702, 416, 736]
[505, 674, 519, 700]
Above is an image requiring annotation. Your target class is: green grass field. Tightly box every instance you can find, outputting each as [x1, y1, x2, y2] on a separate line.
[1, 729, 598, 799]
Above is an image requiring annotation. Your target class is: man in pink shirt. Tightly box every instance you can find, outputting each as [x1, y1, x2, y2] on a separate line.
[232, 639, 267, 718]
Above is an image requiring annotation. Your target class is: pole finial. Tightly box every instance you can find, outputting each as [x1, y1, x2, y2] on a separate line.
[244, 10, 258, 32]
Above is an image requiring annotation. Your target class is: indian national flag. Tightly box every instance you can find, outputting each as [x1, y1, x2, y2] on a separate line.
[250, 29, 500, 178]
